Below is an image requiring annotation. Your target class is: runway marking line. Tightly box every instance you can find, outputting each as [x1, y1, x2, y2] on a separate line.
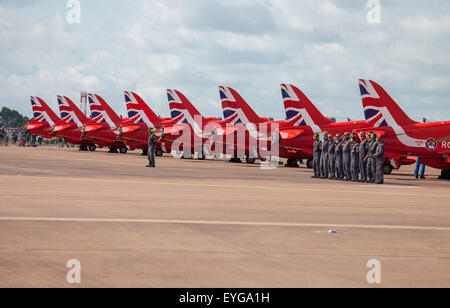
[1, 216, 450, 232]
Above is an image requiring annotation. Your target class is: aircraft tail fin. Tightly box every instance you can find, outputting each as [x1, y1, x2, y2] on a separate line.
[124, 91, 161, 127]
[280, 84, 332, 127]
[219, 86, 263, 124]
[167, 89, 203, 124]
[57, 95, 88, 127]
[30, 96, 60, 126]
[88, 93, 121, 128]
[358, 79, 417, 127]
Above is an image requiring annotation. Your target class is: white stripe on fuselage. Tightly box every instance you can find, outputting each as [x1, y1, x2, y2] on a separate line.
[365, 106, 425, 148]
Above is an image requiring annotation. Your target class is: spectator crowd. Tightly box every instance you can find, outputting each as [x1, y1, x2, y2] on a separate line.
[0, 127, 71, 148]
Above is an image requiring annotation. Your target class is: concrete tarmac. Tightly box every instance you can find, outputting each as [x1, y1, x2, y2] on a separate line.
[0, 146, 449, 287]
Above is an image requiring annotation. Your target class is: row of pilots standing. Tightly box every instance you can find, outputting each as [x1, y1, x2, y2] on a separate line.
[312, 131, 385, 184]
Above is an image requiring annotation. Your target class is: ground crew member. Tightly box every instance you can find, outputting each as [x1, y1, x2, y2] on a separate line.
[350, 134, 360, 182]
[335, 133, 344, 180]
[0, 127, 5, 146]
[359, 131, 369, 182]
[343, 132, 352, 181]
[146, 128, 157, 168]
[373, 137, 385, 184]
[312, 133, 322, 178]
[366, 133, 378, 183]
[328, 134, 336, 180]
[321, 131, 329, 179]
[415, 157, 426, 179]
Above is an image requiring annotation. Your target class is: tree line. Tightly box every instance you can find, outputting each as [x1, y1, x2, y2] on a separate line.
[0, 107, 31, 128]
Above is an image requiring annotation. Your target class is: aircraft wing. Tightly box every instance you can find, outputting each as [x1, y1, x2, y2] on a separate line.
[279, 128, 305, 140]
[26, 122, 46, 131]
[120, 124, 142, 135]
[84, 124, 104, 134]
[215, 126, 241, 136]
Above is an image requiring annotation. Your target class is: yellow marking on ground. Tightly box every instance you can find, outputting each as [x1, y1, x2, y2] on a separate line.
[1, 216, 450, 232]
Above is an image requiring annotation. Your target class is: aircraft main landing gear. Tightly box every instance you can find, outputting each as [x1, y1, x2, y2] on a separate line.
[383, 164, 393, 175]
[88, 144, 97, 152]
[246, 156, 256, 164]
[197, 152, 206, 160]
[155, 149, 164, 157]
[440, 170, 450, 180]
[285, 159, 299, 168]
[182, 152, 193, 159]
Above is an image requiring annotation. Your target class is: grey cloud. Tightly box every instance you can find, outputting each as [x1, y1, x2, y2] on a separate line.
[0, 0, 450, 121]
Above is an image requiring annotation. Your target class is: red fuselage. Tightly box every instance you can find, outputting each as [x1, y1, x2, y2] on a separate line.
[363, 121, 450, 170]
[26, 121, 54, 139]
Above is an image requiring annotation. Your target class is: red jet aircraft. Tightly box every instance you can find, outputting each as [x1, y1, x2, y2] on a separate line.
[83, 93, 138, 154]
[54, 95, 105, 151]
[166, 89, 235, 159]
[26, 96, 61, 139]
[359, 79, 450, 179]
[218, 86, 296, 164]
[119, 91, 177, 156]
[217, 85, 414, 172]
[279, 84, 415, 172]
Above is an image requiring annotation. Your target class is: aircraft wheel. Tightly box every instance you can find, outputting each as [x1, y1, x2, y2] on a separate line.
[174, 151, 183, 158]
[383, 164, 393, 175]
[155, 149, 164, 157]
[88, 144, 97, 152]
[197, 152, 206, 160]
[182, 152, 193, 159]
[119, 147, 128, 154]
[440, 170, 450, 180]
[286, 159, 299, 168]
[80, 145, 88, 151]
[109, 147, 119, 153]
[246, 156, 256, 164]
[306, 159, 313, 169]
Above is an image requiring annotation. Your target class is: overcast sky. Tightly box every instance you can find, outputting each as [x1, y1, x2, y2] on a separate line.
[1, 0, 449, 121]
